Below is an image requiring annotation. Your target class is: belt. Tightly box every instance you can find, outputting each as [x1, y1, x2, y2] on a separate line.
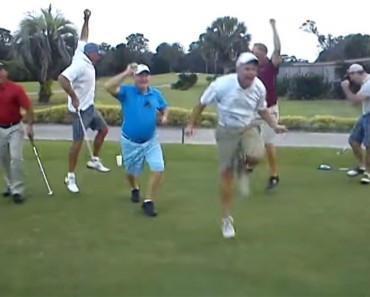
[122, 133, 148, 144]
[0, 121, 20, 129]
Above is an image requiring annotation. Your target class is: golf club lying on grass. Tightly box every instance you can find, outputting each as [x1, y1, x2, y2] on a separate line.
[28, 135, 53, 196]
[77, 110, 94, 159]
[317, 164, 349, 171]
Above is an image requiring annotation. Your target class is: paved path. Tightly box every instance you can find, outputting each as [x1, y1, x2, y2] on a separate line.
[31, 124, 350, 149]
[26, 84, 170, 96]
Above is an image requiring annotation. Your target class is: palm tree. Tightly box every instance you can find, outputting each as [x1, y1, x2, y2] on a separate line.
[202, 17, 251, 74]
[12, 4, 77, 103]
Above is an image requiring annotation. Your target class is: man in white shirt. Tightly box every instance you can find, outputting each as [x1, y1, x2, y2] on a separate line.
[185, 52, 287, 239]
[58, 9, 110, 194]
[341, 63, 370, 184]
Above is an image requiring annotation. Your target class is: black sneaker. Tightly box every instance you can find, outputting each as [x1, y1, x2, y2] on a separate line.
[2, 187, 11, 198]
[12, 193, 24, 204]
[131, 188, 140, 203]
[347, 166, 365, 177]
[142, 201, 157, 217]
[266, 176, 279, 190]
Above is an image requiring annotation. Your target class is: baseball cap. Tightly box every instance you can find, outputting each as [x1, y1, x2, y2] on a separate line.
[347, 63, 364, 73]
[236, 52, 259, 67]
[135, 64, 150, 75]
[84, 43, 105, 56]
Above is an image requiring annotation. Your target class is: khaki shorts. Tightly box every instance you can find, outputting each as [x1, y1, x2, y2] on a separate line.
[253, 104, 279, 145]
[215, 125, 265, 171]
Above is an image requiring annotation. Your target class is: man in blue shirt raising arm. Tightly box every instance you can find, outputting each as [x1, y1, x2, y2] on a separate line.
[104, 63, 169, 217]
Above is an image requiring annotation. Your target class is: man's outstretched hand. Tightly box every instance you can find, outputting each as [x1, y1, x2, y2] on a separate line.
[84, 9, 91, 20]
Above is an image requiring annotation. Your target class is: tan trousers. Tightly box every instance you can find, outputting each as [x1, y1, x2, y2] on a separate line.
[0, 124, 25, 195]
[215, 125, 265, 172]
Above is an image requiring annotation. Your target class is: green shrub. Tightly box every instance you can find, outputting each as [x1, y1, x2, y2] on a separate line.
[32, 104, 357, 132]
[0, 60, 33, 82]
[171, 72, 198, 90]
[276, 77, 290, 97]
[288, 74, 331, 100]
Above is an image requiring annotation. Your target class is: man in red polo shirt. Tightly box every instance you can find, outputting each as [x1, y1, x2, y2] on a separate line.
[252, 18, 282, 190]
[0, 63, 34, 203]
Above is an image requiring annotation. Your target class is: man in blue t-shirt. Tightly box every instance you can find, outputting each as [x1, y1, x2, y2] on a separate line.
[104, 63, 169, 217]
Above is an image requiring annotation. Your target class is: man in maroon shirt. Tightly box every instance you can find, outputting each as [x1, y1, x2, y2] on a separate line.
[0, 62, 34, 203]
[252, 18, 282, 190]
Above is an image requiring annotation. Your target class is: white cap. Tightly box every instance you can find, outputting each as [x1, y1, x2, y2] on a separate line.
[236, 52, 259, 67]
[347, 63, 364, 73]
[135, 64, 150, 75]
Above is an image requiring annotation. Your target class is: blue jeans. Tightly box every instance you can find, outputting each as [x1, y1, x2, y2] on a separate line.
[120, 134, 164, 177]
[349, 113, 370, 147]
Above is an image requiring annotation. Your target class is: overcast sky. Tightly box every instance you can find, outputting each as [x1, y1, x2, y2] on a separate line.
[2, 0, 370, 62]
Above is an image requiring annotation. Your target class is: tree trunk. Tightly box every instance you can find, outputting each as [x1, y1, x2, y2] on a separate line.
[38, 80, 53, 103]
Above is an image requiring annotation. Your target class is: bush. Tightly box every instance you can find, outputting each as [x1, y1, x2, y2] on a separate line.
[0, 60, 34, 82]
[171, 72, 198, 90]
[288, 74, 331, 100]
[276, 77, 290, 97]
[32, 104, 356, 132]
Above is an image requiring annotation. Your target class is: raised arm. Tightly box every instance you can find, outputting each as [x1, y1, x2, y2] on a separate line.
[80, 9, 91, 42]
[270, 19, 282, 67]
[104, 63, 137, 97]
[341, 79, 370, 104]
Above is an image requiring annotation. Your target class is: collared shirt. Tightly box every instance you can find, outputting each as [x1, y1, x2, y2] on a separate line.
[61, 40, 96, 112]
[257, 59, 279, 108]
[115, 85, 169, 142]
[358, 75, 370, 114]
[200, 73, 267, 127]
[0, 80, 31, 124]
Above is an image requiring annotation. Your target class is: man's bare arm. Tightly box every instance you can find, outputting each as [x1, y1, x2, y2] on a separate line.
[58, 75, 78, 101]
[104, 63, 137, 96]
[270, 19, 282, 67]
[188, 103, 207, 127]
[80, 9, 91, 41]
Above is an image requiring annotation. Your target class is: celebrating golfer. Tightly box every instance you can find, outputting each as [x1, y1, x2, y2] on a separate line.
[252, 18, 282, 190]
[341, 64, 370, 184]
[185, 52, 287, 239]
[0, 62, 34, 203]
[104, 63, 169, 217]
[58, 9, 110, 194]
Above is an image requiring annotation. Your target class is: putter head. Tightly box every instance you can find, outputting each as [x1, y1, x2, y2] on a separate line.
[318, 164, 332, 170]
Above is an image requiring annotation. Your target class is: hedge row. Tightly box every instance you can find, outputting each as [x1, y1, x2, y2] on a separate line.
[33, 105, 356, 132]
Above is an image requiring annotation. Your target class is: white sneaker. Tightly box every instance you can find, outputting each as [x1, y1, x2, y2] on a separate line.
[222, 216, 236, 239]
[87, 157, 110, 172]
[360, 172, 370, 184]
[64, 175, 79, 193]
[347, 166, 365, 177]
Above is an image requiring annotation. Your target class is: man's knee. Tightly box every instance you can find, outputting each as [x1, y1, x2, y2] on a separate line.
[70, 141, 83, 154]
[97, 126, 108, 137]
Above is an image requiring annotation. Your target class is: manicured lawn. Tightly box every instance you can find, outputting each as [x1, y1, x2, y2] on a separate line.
[24, 73, 361, 117]
[1, 142, 370, 296]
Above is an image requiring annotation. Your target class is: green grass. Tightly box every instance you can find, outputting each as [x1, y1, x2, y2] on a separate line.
[24, 73, 362, 117]
[1, 142, 370, 296]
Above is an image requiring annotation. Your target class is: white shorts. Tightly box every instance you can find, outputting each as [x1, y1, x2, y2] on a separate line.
[253, 104, 279, 145]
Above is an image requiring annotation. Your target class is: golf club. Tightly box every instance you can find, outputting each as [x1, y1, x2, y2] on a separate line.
[336, 147, 348, 155]
[29, 136, 53, 196]
[318, 164, 349, 171]
[77, 110, 94, 159]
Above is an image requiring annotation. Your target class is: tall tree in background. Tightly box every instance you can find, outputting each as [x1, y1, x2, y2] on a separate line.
[12, 4, 77, 103]
[0, 28, 13, 60]
[201, 16, 251, 73]
[156, 42, 184, 72]
[300, 20, 370, 62]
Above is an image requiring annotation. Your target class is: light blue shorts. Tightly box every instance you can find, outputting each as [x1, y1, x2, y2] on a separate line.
[120, 134, 165, 176]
